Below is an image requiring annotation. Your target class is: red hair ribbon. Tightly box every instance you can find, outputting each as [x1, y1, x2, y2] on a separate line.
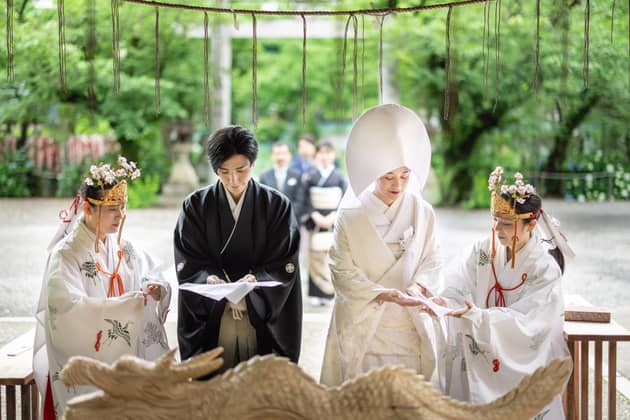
[58, 194, 81, 223]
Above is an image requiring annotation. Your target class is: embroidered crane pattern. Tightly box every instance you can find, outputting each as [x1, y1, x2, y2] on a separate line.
[104, 319, 132, 347]
[465, 334, 490, 365]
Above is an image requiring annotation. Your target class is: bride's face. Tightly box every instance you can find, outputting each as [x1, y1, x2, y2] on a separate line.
[373, 166, 411, 206]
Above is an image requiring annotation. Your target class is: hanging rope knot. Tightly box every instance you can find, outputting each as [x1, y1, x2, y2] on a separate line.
[96, 249, 126, 297]
[486, 270, 527, 308]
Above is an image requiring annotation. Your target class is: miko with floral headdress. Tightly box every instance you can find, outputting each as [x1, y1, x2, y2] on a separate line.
[425, 167, 574, 420]
[33, 156, 171, 420]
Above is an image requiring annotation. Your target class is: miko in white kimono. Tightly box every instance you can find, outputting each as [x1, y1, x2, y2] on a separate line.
[428, 167, 573, 420]
[320, 104, 442, 386]
[33, 157, 171, 420]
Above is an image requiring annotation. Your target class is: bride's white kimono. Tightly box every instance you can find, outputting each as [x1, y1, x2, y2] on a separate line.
[320, 190, 442, 386]
[33, 221, 171, 418]
[438, 232, 569, 419]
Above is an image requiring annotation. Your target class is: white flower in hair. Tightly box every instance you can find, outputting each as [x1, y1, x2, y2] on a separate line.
[84, 156, 142, 187]
[488, 166, 536, 201]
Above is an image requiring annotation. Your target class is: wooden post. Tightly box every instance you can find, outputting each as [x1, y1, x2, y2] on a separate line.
[580, 340, 589, 419]
[609, 341, 617, 420]
[595, 340, 602, 420]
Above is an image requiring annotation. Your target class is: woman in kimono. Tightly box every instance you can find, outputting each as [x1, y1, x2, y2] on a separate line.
[320, 104, 442, 386]
[428, 167, 573, 420]
[303, 141, 347, 305]
[33, 157, 171, 420]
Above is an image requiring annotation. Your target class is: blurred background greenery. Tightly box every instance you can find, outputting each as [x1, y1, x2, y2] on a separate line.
[0, 0, 628, 208]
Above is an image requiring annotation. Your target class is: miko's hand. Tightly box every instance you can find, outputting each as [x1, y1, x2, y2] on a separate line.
[447, 300, 474, 318]
[207, 275, 226, 285]
[237, 274, 257, 283]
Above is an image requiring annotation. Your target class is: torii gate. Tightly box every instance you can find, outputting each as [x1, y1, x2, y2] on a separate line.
[187, 11, 399, 131]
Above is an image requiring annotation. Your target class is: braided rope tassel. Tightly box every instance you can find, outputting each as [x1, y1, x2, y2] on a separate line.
[6, 0, 14, 80]
[87, 0, 97, 115]
[533, 0, 541, 94]
[377, 15, 386, 104]
[444, 6, 453, 120]
[351, 15, 359, 120]
[492, 0, 501, 113]
[251, 13, 258, 128]
[360, 15, 365, 111]
[611, 0, 617, 43]
[482, 0, 489, 98]
[203, 12, 210, 126]
[111, 0, 121, 95]
[155, 6, 161, 114]
[583, 0, 590, 88]
[57, 0, 67, 92]
[301, 14, 307, 128]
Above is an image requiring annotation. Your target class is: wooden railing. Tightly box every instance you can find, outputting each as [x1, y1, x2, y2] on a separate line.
[0, 329, 39, 420]
[564, 298, 630, 420]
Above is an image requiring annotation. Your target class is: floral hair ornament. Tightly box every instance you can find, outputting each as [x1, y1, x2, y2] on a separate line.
[488, 166, 537, 269]
[84, 156, 141, 207]
[488, 166, 537, 221]
[83, 156, 141, 252]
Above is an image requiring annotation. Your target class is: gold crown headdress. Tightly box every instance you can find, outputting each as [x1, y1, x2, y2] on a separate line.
[488, 166, 537, 271]
[83, 156, 141, 253]
[84, 156, 141, 206]
[488, 167, 537, 220]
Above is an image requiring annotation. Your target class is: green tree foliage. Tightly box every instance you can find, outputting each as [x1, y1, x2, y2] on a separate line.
[1, 0, 628, 206]
[389, 0, 629, 206]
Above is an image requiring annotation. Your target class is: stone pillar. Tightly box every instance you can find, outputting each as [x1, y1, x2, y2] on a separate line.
[161, 123, 200, 207]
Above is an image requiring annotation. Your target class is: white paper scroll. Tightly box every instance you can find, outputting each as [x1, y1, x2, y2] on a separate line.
[178, 281, 283, 304]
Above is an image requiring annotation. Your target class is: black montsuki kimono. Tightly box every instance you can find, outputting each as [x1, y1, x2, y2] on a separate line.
[174, 179, 302, 364]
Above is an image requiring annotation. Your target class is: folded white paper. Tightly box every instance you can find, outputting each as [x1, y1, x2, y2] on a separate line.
[413, 295, 452, 318]
[179, 281, 283, 304]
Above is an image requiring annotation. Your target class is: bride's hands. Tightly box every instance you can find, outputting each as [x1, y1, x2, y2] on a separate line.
[374, 289, 424, 307]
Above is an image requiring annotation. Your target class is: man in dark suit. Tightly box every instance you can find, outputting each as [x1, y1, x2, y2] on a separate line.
[259, 142, 306, 221]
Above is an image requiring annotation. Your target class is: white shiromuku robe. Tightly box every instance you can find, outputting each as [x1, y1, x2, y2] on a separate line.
[33, 221, 171, 418]
[320, 191, 442, 386]
[438, 232, 569, 419]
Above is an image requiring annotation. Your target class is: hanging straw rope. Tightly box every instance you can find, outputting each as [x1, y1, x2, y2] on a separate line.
[301, 14, 307, 128]
[87, 0, 97, 115]
[360, 15, 366, 111]
[583, 0, 590, 89]
[203, 12, 210, 126]
[6, 0, 14, 80]
[533, 0, 540, 94]
[492, 0, 501, 113]
[352, 15, 359, 119]
[377, 14, 386, 103]
[251, 13, 258, 128]
[111, 0, 121, 95]
[611, 0, 617, 43]
[155, 6, 161, 114]
[481, 3, 490, 98]
[444, 7, 453, 120]
[341, 14, 353, 76]
[340, 15, 358, 119]
[57, 0, 67, 92]
[120, 0, 494, 16]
